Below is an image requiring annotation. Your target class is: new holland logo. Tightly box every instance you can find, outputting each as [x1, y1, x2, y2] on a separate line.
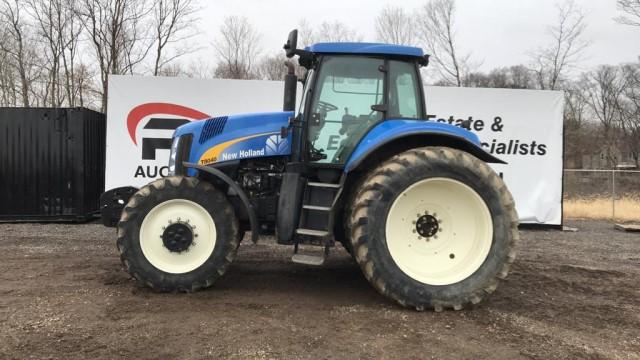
[265, 134, 289, 156]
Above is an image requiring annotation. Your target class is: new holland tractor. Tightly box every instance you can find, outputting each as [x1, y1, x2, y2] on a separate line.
[115, 30, 519, 311]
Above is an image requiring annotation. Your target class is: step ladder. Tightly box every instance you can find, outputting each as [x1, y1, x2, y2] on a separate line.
[291, 180, 343, 266]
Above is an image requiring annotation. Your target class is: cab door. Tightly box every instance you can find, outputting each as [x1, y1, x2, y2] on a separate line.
[306, 56, 424, 165]
[306, 56, 385, 164]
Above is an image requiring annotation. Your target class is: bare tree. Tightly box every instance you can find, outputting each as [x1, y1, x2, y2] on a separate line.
[509, 65, 537, 90]
[0, 38, 19, 106]
[463, 65, 535, 89]
[151, 0, 198, 76]
[530, 0, 589, 90]
[77, 0, 154, 112]
[299, 20, 363, 44]
[156, 62, 186, 77]
[0, 23, 16, 105]
[182, 58, 216, 79]
[584, 65, 628, 167]
[563, 80, 590, 167]
[375, 5, 416, 45]
[213, 16, 261, 79]
[415, 0, 473, 87]
[0, 0, 36, 106]
[60, 0, 83, 107]
[26, 0, 83, 107]
[615, 0, 640, 26]
[619, 63, 640, 167]
[296, 19, 315, 48]
[72, 62, 97, 107]
[257, 54, 288, 81]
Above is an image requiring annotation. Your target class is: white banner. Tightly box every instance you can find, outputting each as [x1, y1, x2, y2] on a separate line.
[106, 75, 564, 225]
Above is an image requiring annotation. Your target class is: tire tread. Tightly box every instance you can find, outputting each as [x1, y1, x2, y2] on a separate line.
[348, 147, 519, 311]
[116, 176, 239, 293]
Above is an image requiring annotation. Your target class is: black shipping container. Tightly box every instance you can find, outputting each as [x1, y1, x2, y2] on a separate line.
[0, 108, 105, 221]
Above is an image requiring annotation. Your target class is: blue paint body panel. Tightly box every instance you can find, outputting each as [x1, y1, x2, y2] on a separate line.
[344, 120, 484, 173]
[306, 43, 425, 58]
[175, 113, 489, 176]
[174, 111, 293, 176]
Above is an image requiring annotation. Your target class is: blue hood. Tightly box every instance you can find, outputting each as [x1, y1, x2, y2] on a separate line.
[174, 111, 293, 142]
[175, 111, 294, 167]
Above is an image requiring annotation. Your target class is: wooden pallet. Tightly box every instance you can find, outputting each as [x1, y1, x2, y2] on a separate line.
[614, 223, 640, 233]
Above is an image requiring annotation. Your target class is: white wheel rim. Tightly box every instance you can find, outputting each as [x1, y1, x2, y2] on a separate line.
[139, 199, 216, 274]
[385, 178, 493, 286]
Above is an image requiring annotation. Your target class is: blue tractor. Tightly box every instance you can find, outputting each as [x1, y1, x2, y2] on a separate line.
[116, 30, 518, 311]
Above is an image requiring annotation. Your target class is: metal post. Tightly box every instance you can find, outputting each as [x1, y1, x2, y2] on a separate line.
[612, 169, 616, 222]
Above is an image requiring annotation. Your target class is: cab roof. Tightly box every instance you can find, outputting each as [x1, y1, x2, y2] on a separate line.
[305, 42, 425, 58]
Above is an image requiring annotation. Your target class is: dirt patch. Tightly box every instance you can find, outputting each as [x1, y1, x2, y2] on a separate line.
[0, 220, 639, 359]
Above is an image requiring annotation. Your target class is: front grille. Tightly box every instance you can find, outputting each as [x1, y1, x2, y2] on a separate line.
[199, 116, 227, 144]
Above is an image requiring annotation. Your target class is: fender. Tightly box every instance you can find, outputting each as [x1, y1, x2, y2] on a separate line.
[183, 162, 259, 244]
[344, 119, 505, 173]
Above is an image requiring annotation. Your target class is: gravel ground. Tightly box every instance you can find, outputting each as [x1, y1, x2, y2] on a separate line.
[0, 220, 638, 360]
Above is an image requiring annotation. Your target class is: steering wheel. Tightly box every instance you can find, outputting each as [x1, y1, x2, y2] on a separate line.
[317, 100, 338, 113]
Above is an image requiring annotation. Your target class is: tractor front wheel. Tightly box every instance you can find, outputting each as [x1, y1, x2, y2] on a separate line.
[117, 176, 239, 292]
[348, 147, 518, 311]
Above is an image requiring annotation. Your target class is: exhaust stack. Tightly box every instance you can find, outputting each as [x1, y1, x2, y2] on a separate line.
[283, 61, 297, 112]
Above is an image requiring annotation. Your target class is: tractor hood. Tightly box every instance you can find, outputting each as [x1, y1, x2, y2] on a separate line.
[174, 111, 294, 166]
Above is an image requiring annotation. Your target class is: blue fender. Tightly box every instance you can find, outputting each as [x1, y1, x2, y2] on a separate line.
[344, 119, 504, 173]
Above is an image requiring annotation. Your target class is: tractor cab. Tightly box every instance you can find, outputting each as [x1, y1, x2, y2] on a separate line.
[284, 30, 430, 168]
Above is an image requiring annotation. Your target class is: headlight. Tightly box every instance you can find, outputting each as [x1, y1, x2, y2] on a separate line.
[168, 136, 180, 175]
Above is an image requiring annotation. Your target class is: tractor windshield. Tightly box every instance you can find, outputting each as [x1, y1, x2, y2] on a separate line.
[308, 56, 422, 164]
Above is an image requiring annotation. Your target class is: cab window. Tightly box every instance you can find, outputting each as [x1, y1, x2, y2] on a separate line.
[388, 60, 422, 119]
[308, 56, 384, 164]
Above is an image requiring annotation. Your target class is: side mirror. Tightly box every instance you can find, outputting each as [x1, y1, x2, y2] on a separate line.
[284, 29, 298, 58]
[419, 54, 430, 67]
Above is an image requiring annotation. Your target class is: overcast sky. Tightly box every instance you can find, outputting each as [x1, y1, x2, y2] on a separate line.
[198, 0, 639, 73]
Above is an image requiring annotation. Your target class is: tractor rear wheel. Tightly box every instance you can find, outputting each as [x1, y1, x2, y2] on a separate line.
[348, 147, 518, 311]
[117, 176, 239, 292]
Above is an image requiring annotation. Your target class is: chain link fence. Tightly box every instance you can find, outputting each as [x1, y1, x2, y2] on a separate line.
[563, 169, 640, 222]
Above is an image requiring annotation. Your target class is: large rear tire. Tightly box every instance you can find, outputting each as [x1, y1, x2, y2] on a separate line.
[117, 176, 239, 292]
[348, 147, 518, 311]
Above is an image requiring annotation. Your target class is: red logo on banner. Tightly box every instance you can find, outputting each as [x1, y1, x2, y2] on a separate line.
[126, 103, 210, 145]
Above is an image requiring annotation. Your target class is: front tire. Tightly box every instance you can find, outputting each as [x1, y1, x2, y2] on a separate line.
[117, 176, 239, 292]
[349, 147, 518, 311]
